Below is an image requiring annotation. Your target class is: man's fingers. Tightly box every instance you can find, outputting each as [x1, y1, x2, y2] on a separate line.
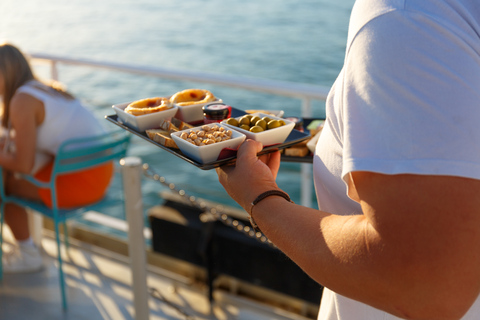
[236, 140, 263, 164]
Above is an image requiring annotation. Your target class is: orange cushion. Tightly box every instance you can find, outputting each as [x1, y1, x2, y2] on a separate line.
[34, 161, 114, 209]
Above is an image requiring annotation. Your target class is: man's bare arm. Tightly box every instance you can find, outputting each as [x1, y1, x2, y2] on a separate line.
[251, 172, 480, 319]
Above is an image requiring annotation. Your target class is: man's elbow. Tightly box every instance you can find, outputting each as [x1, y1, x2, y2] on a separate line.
[393, 282, 479, 320]
[395, 303, 473, 320]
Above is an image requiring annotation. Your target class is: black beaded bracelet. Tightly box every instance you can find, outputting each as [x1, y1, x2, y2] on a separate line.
[249, 190, 293, 231]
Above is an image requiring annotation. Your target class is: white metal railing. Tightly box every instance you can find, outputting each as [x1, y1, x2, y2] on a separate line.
[29, 53, 330, 208]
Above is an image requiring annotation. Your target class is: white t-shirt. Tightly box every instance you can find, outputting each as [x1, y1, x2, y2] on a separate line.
[313, 0, 480, 319]
[15, 81, 105, 173]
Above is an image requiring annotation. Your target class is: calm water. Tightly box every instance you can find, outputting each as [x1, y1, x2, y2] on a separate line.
[1, 0, 355, 234]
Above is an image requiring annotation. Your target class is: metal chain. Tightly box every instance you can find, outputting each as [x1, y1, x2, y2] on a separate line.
[142, 163, 276, 248]
[149, 287, 195, 320]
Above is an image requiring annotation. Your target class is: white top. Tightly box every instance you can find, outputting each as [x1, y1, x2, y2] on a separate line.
[16, 81, 105, 173]
[313, 0, 480, 319]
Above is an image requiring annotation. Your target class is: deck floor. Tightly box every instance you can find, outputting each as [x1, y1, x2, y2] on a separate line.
[0, 230, 310, 320]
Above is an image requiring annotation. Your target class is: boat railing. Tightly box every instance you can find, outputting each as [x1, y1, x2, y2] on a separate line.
[28, 53, 330, 208]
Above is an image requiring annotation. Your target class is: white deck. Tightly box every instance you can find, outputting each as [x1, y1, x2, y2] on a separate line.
[0, 229, 313, 320]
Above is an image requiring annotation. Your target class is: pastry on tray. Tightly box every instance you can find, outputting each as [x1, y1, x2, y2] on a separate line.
[124, 97, 172, 116]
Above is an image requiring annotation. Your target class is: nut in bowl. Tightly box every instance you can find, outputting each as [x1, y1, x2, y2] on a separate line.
[170, 89, 222, 124]
[112, 99, 178, 132]
[171, 123, 246, 164]
[222, 112, 295, 146]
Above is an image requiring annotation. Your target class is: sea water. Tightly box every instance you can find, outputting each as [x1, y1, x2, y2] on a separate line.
[0, 0, 355, 234]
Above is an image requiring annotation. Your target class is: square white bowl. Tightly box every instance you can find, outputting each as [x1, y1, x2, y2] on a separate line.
[174, 99, 223, 124]
[112, 102, 178, 132]
[171, 123, 246, 164]
[222, 112, 295, 146]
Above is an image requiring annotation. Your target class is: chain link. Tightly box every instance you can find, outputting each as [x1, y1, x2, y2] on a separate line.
[149, 287, 195, 320]
[142, 163, 275, 248]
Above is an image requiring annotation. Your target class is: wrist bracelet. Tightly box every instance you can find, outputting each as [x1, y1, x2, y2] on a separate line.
[249, 190, 293, 231]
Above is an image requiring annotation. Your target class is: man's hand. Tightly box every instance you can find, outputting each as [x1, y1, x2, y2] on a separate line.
[216, 139, 281, 211]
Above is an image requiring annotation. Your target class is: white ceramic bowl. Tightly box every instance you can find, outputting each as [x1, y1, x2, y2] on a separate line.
[112, 102, 178, 132]
[171, 123, 246, 164]
[222, 112, 295, 146]
[174, 99, 223, 124]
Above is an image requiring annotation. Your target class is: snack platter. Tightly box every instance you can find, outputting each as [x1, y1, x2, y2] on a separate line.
[105, 107, 311, 170]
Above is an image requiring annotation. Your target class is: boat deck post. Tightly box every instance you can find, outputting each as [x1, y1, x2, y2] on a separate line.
[120, 156, 150, 320]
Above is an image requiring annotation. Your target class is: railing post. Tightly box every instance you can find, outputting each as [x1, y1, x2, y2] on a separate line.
[120, 157, 149, 320]
[300, 164, 312, 208]
[51, 61, 59, 81]
[301, 98, 313, 208]
[27, 209, 43, 247]
[301, 97, 312, 118]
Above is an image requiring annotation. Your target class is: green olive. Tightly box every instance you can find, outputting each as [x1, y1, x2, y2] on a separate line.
[239, 116, 251, 126]
[261, 116, 272, 123]
[250, 116, 261, 125]
[249, 125, 264, 133]
[240, 124, 250, 131]
[225, 117, 239, 126]
[255, 119, 267, 130]
[267, 119, 281, 129]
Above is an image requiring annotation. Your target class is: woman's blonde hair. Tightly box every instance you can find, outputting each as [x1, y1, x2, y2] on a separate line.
[0, 42, 74, 127]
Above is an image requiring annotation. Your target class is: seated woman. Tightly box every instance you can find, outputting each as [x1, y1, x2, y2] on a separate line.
[0, 43, 113, 273]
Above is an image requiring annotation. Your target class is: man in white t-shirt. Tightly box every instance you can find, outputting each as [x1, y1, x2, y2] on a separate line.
[217, 0, 480, 319]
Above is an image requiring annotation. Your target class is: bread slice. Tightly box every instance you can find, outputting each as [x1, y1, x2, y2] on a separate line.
[171, 118, 194, 130]
[146, 128, 165, 140]
[145, 128, 178, 149]
[284, 146, 309, 157]
[159, 120, 180, 133]
[158, 118, 195, 132]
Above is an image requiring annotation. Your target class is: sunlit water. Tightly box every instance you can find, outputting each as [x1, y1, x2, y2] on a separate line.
[1, 0, 355, 237]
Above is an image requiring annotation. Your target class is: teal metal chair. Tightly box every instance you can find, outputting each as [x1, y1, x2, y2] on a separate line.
[0, 129, 130, 310]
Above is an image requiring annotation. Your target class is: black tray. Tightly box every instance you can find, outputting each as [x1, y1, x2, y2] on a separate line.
[105, 108, 311, 170]
[279, 117, 325, 163]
